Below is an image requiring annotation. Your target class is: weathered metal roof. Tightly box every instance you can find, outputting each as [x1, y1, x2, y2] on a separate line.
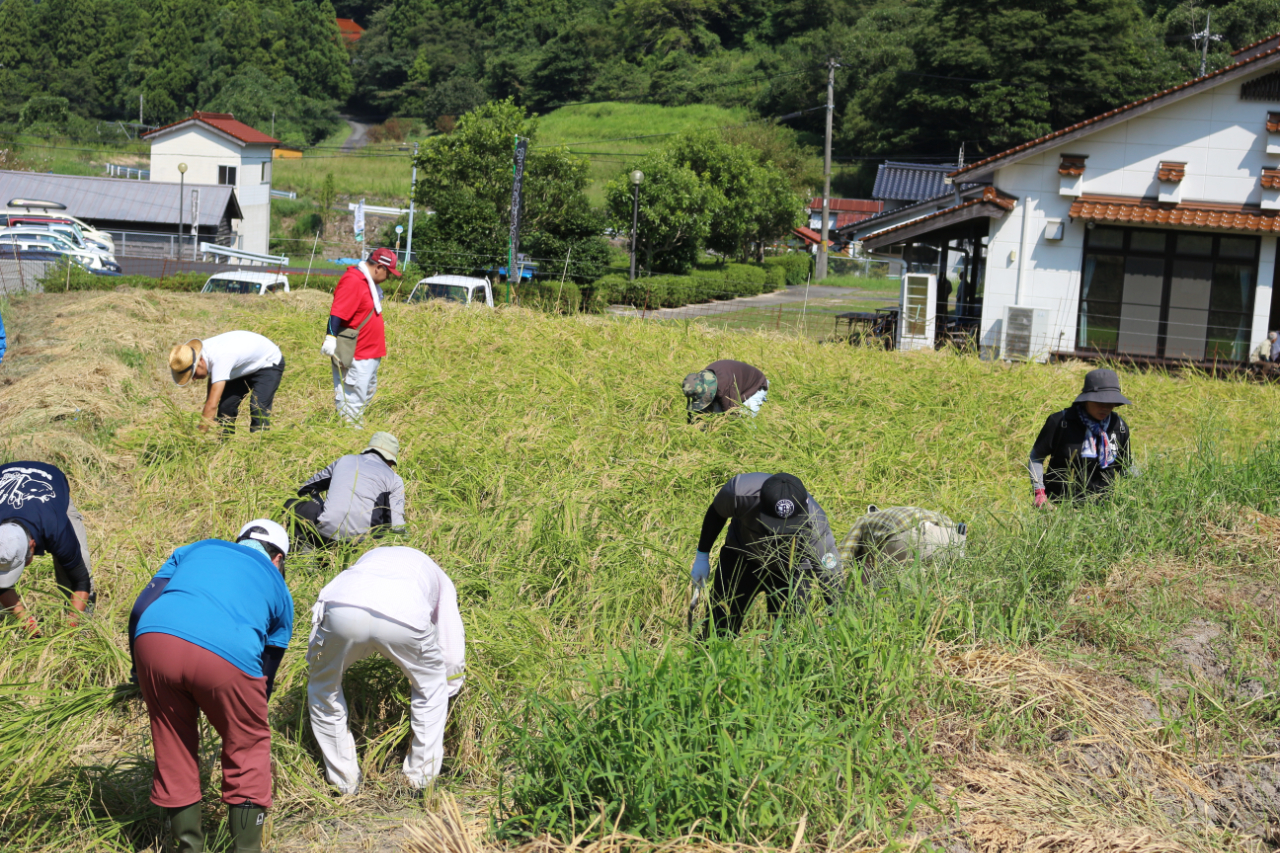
[872, 162, 957, 202]
[0, 171, 242, 227]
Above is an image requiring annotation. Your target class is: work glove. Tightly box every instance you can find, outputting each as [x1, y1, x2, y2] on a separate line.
[321, 335, 338, 357]
[1033, 489, 1048, 509]
[691, 551, 711, 588]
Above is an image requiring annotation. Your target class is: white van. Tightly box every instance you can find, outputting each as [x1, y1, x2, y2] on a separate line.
[407, 275, 493, 307]
[201, 271, 290, 296]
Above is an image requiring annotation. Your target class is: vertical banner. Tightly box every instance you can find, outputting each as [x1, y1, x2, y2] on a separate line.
[353, 199, 366, 243]
[190, 189, 200, 261]
[507, 136, 528, 304]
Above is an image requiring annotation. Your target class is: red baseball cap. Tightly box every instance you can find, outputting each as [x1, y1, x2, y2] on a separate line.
[367, 247, 402, 276]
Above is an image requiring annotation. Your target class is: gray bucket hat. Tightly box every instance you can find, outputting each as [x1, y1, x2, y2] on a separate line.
[1074, 368, 1131, 405]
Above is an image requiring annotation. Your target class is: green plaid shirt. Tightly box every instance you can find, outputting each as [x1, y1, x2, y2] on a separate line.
[838, 506, 958, 565]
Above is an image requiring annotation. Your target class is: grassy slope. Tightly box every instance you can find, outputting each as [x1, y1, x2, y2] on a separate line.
[535, 102, 750, 204]
[3, 290, 1280, 849]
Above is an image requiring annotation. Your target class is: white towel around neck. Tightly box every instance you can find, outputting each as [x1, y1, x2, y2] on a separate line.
[358, 262, 384, 315]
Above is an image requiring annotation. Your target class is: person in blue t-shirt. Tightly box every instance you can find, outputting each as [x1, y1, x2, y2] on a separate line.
[129, 519, 294, 853]
[0, 304, 7, 367]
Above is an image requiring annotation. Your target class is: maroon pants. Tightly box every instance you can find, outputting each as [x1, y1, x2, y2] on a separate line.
[135, 632, 273, 808]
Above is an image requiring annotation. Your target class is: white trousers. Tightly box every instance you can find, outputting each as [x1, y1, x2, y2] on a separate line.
[331, 358, 380, 425]
[306, 603, 448, 793]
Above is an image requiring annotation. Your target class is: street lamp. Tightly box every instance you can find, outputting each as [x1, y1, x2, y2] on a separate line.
[177, 163, 188, 262]
[629, 169, 644, 281]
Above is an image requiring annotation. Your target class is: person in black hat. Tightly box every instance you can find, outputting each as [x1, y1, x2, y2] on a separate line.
[1028, 368, 1133, 506]
[690, 472, 842, 635]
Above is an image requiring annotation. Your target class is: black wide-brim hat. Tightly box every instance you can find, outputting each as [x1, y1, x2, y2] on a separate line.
[1074, 368, 1132, 406]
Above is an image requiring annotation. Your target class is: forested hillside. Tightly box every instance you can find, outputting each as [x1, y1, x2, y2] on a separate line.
[4, 0, 1280, 155]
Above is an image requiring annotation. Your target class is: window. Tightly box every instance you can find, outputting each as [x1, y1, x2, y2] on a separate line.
[260, 161, 271, 184]
[218, 165, 238, 186]
[1078, 226, 1259, 361]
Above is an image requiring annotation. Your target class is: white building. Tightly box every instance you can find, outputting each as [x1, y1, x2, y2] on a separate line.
[144, 112, 279, 256]
[857, 35, 1280, 364]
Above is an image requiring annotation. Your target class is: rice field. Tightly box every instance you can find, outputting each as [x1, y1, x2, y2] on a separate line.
[3, 289, 1280, 851]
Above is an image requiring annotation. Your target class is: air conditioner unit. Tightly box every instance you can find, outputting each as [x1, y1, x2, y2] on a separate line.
[1001, 305, 1052, 362]
[898, 273, 937, 351]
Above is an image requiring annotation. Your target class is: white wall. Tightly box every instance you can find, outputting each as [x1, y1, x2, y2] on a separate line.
[979, 63, 1280, 358]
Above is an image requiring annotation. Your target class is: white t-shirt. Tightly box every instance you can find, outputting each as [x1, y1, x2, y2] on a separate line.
[200, 331, 282, 384]
[315, 546, 466, 694]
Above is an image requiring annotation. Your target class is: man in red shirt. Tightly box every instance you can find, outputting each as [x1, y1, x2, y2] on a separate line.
[321, 248, 400, 425]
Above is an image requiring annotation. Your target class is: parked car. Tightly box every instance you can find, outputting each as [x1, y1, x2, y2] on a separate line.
[407, 275, 493, 307]
[0, 215, 113, 253]
[0, 230, 119, 272]
[0, 221, 115, 261]
[2, 204, 115, 252]
[200, 271, 290, 295]
[0, 246, 121, 275]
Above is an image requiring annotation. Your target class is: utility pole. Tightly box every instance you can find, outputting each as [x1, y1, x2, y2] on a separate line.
[271, 111, 275, 138]
[406, 141, 418, 268]
[139, 94, 143, 126]
[816, 58, 837, 281]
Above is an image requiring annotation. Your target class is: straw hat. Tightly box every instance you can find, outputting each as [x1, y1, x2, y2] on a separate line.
[168, 339, 203, 386]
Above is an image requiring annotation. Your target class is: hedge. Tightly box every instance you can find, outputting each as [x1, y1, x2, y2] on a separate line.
[762, 252, 813, 286]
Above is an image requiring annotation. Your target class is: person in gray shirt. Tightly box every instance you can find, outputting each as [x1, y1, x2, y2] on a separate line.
[287, 433, 406, 549]
[690, 472, 842, 636]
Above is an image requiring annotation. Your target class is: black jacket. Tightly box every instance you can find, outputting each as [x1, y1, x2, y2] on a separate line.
[1029, 405, 1131, 500]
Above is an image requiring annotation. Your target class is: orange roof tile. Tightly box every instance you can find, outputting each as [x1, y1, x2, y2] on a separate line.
[1058, 155, 1087, 177]
[1069, 195, 1280, 232]
[1262, 168, 1280, 190]
[144, 111, 279, 146]
[335, 18, 365, 43]
[951, 38, 1280, 179]
[861, 186, 1017, 243]
[1157, 161, 1186, 182]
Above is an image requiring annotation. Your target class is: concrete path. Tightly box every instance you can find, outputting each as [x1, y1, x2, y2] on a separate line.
[342, 119, 370, 151]
[608, 284, 892, 319]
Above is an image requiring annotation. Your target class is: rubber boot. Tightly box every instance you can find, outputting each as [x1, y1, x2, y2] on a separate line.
[227, 803, 266, 852]
[164, 803, 204, 853]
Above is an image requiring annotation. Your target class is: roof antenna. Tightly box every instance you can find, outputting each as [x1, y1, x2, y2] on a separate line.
[957, 143, 965, 170]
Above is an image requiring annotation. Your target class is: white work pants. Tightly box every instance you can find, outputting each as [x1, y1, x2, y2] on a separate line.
[306, 604, 448, 793]
[331, 358, 380, 425]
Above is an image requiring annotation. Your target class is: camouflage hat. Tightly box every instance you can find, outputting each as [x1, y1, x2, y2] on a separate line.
[682, 370, 717, 412]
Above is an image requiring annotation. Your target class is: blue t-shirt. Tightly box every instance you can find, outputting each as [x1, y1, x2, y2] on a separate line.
[135, 539, 294, 677]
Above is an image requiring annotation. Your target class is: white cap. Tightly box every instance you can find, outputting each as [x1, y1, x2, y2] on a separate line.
[0, 523, 30, 587]
[237, 519, 290, 557]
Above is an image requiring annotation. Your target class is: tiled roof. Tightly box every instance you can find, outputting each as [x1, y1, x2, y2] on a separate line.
[872, 162, 957, 202]
[1157, 162, 1186, 182]
[861, 186, 1017, 243]
[951, 38, 1280, 179]
[0, 170, 241, 226]
[1234, 34, 1280, 56]
[793, 226, 822, 245]
[1068, 194, 1280, 232]
[144, 111, 279, 146]
[1058, 155, 1087, 176]
[808, 197, 884, 213]
[1263, 168, 1280, 189]
[335, 18, 364, 43]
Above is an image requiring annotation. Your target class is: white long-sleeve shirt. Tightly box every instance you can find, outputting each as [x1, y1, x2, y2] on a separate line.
[314, 546, 466, 695]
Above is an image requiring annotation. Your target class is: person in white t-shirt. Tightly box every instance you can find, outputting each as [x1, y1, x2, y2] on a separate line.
[168, 331, 285, 433]
[305, 546, 465, 795]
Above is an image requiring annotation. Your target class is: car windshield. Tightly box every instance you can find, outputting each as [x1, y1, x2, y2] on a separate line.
[204, 279, 261, 294]
[416, 283, 471, 303]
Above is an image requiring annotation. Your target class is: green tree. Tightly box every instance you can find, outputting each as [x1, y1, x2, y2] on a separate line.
[129, 0, 200, 123]
[605, 151, 713, 274]
[286, 0, 355, 103]
[0, 0, 38, 116]
[411, 99, 609, 279]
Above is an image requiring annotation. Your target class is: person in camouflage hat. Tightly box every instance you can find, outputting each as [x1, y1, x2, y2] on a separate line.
[682, 359, 767, 423]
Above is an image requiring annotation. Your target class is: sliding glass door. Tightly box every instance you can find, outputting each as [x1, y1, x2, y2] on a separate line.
[1078, 226, 1259, 361]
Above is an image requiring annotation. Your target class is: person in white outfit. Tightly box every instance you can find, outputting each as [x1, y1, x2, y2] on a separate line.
[306, 546, 465, 794]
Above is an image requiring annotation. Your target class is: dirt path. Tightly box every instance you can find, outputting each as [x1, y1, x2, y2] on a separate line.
[342, 119, 371, 152]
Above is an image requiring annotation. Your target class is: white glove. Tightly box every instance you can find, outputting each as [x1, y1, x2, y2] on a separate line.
[691, 551, 711, 588]
[320, 335, 337, 357]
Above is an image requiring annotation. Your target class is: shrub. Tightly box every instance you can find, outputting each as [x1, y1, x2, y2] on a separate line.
[584, 273, 628, 311]
[764, 264, 786, 291]
[513, 280, 582, 314]
[763, 253, 812, 286]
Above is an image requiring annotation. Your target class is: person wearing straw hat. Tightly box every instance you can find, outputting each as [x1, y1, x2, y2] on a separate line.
[128, 519, 293, 853]
[168, 331, 285, 434]
[682, 359, 768, 423]
[322, 247, 400, 426]
[1029, 368, 1133, 507]
[838, 506, 967, 589]
[0, 460, 94, 634]
[306, 545, 465, 796]
[285, 432, 406, 549]
[691, 472, 841, 636]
